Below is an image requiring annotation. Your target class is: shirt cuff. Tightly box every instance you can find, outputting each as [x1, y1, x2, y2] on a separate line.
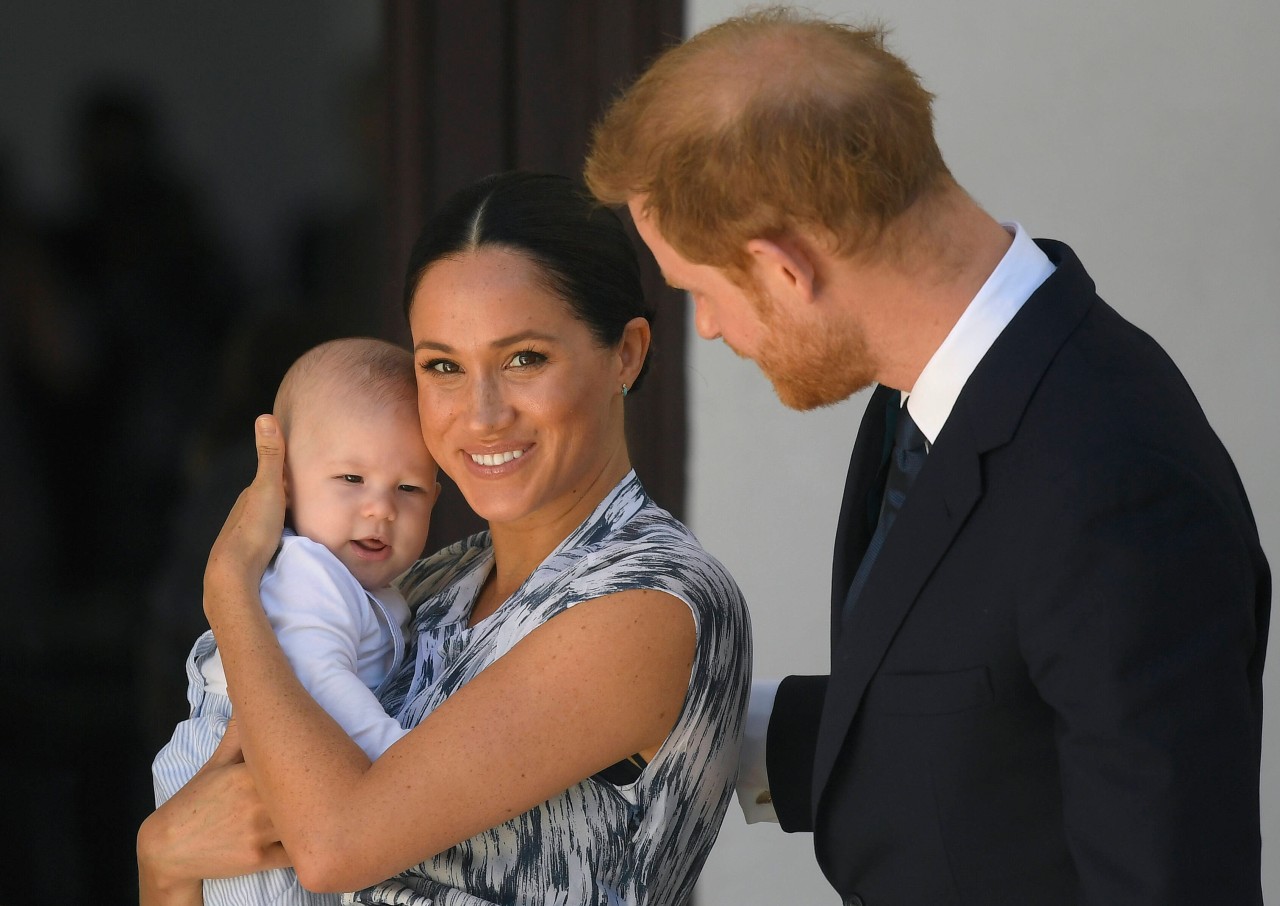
[736, 677, 782, 824]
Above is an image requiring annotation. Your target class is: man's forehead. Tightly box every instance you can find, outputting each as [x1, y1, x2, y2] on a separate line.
[626, 197, 673, 253]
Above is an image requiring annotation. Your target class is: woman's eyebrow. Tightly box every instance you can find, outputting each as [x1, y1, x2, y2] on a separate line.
[415, 330, 559, 354]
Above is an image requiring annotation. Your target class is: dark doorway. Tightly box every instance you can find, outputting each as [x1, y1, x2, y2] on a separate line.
[383, 0, 689, 550]
[0, 2, 685, 901]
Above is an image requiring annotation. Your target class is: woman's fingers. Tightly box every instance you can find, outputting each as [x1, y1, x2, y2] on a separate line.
[236, 414, 287, 543]
[250, 414, 286, 508]
[139, 755, 288, 885]
[205, 415, 289, 604]
[202, 719, 245, 771]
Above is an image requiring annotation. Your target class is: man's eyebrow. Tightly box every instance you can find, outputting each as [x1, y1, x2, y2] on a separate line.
[413, 330, 559, 354]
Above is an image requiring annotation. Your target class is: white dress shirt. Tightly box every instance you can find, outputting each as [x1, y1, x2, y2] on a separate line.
[737, 223, 1055, 822]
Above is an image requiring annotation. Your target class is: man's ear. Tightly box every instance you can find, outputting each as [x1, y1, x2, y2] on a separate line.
[746, 234, 820, 305]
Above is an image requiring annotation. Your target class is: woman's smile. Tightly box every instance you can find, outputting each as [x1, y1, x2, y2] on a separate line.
[468, 447, 528, 467]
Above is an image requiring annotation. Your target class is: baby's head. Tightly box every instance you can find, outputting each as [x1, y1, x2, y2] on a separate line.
[274, 338, 438, 590]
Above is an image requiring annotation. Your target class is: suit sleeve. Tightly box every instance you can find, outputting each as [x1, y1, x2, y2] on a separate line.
[1020, 451, 1267, 903]
[765, 673, 828, 833]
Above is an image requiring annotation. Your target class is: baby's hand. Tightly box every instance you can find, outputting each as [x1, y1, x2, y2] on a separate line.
[205, 415, 288, 613]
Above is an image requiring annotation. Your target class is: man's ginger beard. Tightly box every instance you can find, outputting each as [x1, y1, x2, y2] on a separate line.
[735, 279, 876, 411]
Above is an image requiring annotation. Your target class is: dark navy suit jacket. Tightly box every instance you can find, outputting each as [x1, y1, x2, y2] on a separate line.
[767, 240, 1270, 904]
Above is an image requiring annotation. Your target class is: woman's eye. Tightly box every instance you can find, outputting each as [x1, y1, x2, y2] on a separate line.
[340, 474, 363, 484]
[424, 359, 459, 374]
[508, 350, 546, 368]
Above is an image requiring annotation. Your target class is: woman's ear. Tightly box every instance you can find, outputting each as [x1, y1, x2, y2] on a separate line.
[616, 316, 652, 387]
[745, 233, 820, 306]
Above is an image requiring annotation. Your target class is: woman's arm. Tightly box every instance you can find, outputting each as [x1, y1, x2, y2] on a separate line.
[207, 418, 697, 894]
[137, 722, 289, 905]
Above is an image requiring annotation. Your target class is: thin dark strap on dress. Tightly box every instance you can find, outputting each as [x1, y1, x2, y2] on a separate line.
[592, 753, 648, 786]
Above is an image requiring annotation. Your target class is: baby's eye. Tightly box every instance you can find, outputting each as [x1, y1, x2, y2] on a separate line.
[398, 484, 422, 493]
[340, 474, 363, 484]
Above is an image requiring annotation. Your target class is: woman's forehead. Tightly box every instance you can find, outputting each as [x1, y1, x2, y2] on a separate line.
[410, 248, 578, 335]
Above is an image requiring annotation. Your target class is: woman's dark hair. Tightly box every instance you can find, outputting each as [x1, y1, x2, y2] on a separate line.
[402, 171, 655, 391]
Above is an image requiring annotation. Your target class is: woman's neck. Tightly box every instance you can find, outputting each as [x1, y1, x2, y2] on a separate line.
[469, 455, 632, 626]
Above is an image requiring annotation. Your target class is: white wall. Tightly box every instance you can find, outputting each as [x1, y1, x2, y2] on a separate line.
[684, 2, 1280, 904]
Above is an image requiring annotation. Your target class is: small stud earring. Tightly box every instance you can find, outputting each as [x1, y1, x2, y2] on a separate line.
[621, 383, 630, 399]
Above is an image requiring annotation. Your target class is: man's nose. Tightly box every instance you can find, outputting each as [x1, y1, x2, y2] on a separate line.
[692, 296, 721, 340]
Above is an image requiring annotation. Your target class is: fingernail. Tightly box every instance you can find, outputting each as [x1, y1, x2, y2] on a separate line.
[256, 415, 277, 436]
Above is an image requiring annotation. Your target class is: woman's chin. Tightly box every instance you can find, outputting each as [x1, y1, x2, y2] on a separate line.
[464, 496, 533, 528]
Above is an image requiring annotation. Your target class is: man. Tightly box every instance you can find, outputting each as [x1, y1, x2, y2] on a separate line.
[585, 7, 1269, 904]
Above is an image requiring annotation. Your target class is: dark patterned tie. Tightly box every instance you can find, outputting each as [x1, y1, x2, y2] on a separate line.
[841, 404, 929, 628]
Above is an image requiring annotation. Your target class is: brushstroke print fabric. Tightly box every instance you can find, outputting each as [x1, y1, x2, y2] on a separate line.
[346, 472, 752, 906]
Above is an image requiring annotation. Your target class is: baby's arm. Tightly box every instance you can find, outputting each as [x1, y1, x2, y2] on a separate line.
[262, 538, 410, 760]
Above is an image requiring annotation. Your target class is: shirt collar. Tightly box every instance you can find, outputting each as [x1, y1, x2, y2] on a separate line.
[903, 223, 1056, 443]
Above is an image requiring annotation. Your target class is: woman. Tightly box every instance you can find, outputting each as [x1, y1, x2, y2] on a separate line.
[138, 171, 752, 905]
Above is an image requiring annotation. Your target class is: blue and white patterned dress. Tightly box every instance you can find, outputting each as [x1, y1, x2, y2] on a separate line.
[345, 472, 751, 906]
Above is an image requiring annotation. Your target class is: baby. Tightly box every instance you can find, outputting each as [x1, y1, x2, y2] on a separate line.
[152, 337, 438, 905]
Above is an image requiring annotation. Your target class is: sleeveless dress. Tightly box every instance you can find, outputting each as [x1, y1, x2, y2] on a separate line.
[344, 472, 751, 906]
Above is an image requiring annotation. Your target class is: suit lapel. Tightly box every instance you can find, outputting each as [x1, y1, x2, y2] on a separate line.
[809, 239, 1101, 816]
[812, 416, 985, 803]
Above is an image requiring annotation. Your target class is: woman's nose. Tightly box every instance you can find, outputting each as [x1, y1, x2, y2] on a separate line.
[468, 375, 515, 432]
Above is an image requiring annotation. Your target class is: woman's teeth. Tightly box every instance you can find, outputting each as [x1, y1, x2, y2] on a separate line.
[471, 449, 524, 466]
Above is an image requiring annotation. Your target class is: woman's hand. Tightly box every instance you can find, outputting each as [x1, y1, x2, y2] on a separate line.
[205, 415, 288, 622]
[138, 721, 290, 905]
